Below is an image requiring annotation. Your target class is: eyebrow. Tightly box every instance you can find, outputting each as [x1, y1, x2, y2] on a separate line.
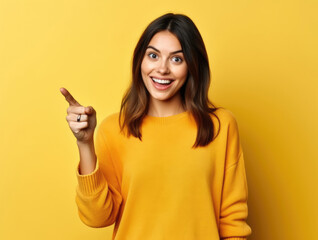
[146, 46, 183, 54]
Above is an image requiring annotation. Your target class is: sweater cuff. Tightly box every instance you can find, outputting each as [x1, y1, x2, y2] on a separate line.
[76, 161, 105, 195]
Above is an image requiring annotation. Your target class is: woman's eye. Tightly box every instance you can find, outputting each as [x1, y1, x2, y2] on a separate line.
[172, 56, 182, 63]
[148, 53, 158, 59]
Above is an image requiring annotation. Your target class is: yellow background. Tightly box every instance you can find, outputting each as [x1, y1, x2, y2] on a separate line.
[1, 0, 317, 239]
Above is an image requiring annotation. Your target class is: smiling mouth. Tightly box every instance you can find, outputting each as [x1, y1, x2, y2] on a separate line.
[151, 77, 173, 85]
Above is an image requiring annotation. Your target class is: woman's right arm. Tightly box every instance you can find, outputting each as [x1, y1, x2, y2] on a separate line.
[60, 87, 122, 227]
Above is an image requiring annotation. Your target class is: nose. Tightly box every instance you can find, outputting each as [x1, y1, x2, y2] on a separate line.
[156, 59, 170, 74]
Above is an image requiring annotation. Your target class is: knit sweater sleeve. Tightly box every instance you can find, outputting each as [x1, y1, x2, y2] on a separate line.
[219, 111, 252, 239]
[75, 116, 123, 228]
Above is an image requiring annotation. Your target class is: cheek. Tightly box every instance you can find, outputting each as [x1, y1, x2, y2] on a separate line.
[141, 62, 153, 89]
[141, 58, 152, 75]
[175, 65, 188, 80]
[140, 61, 148, 82]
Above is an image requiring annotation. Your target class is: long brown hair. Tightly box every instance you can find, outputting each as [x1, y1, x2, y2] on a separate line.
[119, 13, 220, 147]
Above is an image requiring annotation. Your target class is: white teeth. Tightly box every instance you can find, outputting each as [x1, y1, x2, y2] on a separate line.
[152, 77, 172, 84]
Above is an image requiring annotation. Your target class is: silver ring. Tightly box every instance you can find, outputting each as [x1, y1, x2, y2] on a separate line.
[77, 114, 81, 122]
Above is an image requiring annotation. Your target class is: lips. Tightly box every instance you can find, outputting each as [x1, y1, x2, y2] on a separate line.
[151, 77, 173, 85]
[150, 76, 174, 90]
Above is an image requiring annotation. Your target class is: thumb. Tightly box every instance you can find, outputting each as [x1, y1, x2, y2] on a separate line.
[85, 106, 95, 115]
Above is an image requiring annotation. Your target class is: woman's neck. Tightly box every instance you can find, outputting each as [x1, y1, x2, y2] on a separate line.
[147, 95, 186, 117]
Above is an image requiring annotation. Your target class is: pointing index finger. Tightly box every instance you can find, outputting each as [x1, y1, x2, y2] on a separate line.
[60, 87, 81, 106]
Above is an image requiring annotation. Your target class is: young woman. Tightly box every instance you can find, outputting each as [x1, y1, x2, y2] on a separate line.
[60, 13, 252, 240]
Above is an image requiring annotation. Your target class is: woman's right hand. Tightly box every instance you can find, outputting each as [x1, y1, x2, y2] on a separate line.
[60, 87, 97, 143]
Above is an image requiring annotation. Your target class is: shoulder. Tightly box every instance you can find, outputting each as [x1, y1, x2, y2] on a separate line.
[97, 112, 121, 135]
[100, 112, 120, 126]
[208, 107, 241, 143]
[211, 107, 239, 128]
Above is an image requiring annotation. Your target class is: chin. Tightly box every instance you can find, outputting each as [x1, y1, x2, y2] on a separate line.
[151, 94, 171, 102]
[150, 90, 179, 102]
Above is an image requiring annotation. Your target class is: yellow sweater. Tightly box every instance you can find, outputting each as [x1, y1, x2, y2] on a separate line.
[75, 108, 252, 240]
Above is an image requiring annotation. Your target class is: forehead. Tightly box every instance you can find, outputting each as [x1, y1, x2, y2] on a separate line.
[148, 31, 182, 52]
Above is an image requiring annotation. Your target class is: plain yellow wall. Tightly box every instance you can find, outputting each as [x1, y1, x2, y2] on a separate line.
[1, 0, 317, 239]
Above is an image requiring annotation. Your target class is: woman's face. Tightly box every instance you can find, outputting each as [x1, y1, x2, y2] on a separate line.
[141, 30, 188, 103]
